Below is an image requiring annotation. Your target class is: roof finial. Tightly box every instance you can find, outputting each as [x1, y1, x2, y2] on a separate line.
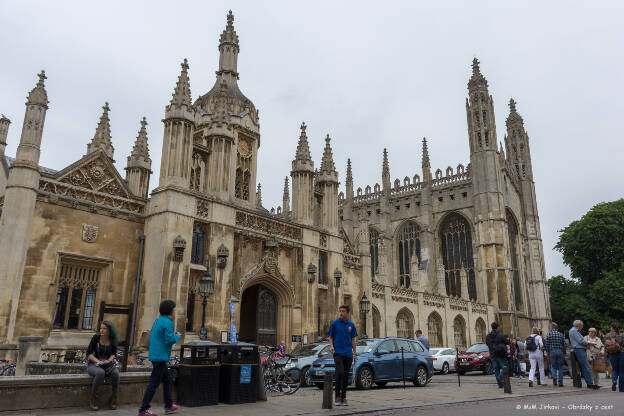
[468, 57, 488, 92]
[382, 148, 389, 176]
[256, 183, 263, 207]
[505, 97, 524, 127]
[37, 70, 47, 87]
[227, 10, 234, 27]
[509, 97, 517, 113]
[422, 137, 430, 168]
[320, 134, 337, 175]
[294, 121, 312, 162]
[346, 158, 353, 183]
[128, 116, 151, 164]
[170, 59, 192, 107]
[87, 102, 114, 159]
[472, 57, 480, 75]
[26, 70, 49, 107]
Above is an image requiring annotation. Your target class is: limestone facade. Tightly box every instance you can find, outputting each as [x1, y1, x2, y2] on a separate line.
[0, 11, 549, 353]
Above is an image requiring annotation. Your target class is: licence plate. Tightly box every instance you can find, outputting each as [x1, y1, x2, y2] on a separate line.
[317, 370, 324, 375]
[461, 359, 468, 362]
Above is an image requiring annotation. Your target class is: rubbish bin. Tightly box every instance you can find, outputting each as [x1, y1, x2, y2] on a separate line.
[177, 341, 220, 407]
[218, 342, 259, 404]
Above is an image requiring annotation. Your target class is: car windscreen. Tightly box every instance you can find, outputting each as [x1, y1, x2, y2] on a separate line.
[356, 339, 377, 354]
[290, 344, 321, 356]
[465, 344, 489, 353]
[429, 348, 441, 355]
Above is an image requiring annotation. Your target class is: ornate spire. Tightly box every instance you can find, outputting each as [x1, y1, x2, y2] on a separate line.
[346, 158, 354, 199]
[422, 137, 431, 168]
[170, 59, 192, 107]
[506, 97, 524, 127]
[283, 176, 289, 198]
[320, 134, 337, 175]
[128, 117, 151, 165]
[294, 122, 312, 162]
[218, 10, 240, 76]
[26, 70, 49, 108]
[282, 176, 290, 213]
[87, 102, 114, 159]
[0, 114, 10, 155]
[468, 57, 488, 93]
[382, 148, 390, 177]
[256, 183, 263, 207]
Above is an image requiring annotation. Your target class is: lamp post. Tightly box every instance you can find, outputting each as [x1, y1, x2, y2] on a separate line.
[197, 269, 214, 340]
[360, 293, 371, 338]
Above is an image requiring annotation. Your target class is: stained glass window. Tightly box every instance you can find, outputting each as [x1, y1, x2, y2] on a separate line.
[397, 222, 420, 289]
[440, 214, 476, 300]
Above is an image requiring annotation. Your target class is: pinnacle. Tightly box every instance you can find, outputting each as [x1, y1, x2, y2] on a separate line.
[256, 183, 263, 207]
[26, 70, 49, 107]
[283, 176, 289, 197]
[320, 134, 337, 174]
[87, 102, 114, 159]
[220, 10, 239, 46]
[468, 57, 488, 92]
[346, 158, 353, 183]
[382, 148, 389, 176]
[471, 58, 480, 75]
[294, 121, 312, 162]
[422, 137, 431, 168]
[129, 117, 151, 163]
[506, 97, 524, 127]
[170, 59, 192, 107]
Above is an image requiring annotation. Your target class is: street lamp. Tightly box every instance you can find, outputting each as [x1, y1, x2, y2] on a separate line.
[360, 293, 371, 338]
[197, 269, 214, 340]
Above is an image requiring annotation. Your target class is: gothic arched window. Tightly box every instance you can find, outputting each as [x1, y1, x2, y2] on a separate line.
[369, 229, 379, 279]
[507, 210, 523, 310]
[396, 308, 414, 339]
[191, 225, 205, 265]
[475, 318, 486, 343]
[453, 315, 467, 350]
[397, 222, 420, 289]
[439, 213, 476, 300]
[427, 312, 443, 348]
[372, 305, 381, 338]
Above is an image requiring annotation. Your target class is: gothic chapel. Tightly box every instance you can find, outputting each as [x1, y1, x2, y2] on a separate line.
[0, 12, 550, 354]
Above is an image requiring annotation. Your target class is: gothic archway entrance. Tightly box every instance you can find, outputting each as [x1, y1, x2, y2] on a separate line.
[239, 284, 278, 345]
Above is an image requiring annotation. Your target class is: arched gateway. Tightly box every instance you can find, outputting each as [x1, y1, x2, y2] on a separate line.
[240, 285, 278, 345]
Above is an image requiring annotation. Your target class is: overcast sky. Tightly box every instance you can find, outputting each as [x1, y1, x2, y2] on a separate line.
[1, 1, 623, 280]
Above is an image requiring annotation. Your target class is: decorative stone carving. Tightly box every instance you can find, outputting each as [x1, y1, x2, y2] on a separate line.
[196, 199, 210, 218]
[58, 156, 130, 199]
[237, 244, 295, 300]
[333, 268, 342, 287]
[449, 298, 469, 311]
[471, 302, 489, 315]
[235, 211, 302, 241]
[391, 287, 419, 304]
[307, 263, 317, 283]
[423, 293, 445, 308]
[82, 224, 99, 243]
[319, 233, 327, 248]
[173, 235, 186, 262]
[216, 244, 229, 268]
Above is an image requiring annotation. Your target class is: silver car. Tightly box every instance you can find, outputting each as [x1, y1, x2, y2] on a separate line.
[429, 347, 457, 374]
[281, 342, 330, 387]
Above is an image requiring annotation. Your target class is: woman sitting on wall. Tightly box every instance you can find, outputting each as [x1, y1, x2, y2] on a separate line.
[87, 320, 120, 411]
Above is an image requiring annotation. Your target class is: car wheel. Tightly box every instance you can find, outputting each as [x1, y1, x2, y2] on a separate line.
[375, 381, 387, 387]
[441, 362, 449, 375]
[301, 366, 312, 387]
[413, 365, 428, 387]
[315, 383, 324, 390]
[484, 361, 493, 375]
[356, 366, 374, 390]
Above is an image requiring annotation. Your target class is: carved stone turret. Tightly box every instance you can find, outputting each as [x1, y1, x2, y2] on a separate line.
[125, 117, 152, 199]
[87, 102, 115, 161]
[291, 122, 315, 224]
[317, 134, 339, 231]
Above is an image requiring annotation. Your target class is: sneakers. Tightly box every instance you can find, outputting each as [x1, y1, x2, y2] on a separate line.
[553, 379, 557, 386]
[342, 399, 349, 406]
[528, 381, 533, 387]
[165, 405, 180, 414]
[335, 398, 343, 406]
[138, 410, 158, 416]
[588, 385, 600, 390]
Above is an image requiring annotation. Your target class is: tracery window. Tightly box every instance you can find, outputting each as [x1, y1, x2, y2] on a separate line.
[318, 251, 328, 285]
[235, 168, 251, 200]
[53, 262, 102, 330]
[191, 224, 205, 265]
[453, 316, 467, 350]
[396, 308, 414, 339]
[475, 318, 486, 343]
[369, 228, 379, 279]
[427, 312, 443, 348]
[397, 222, 420, 289]
[190, 152, 203, 192]
[507, 211, 523, 309]
[372, 306, 381, 338]
[440, 213, 477, 300]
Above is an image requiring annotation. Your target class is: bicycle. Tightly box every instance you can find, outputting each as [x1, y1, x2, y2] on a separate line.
[0, 359, 16, 376]
[262, 348, 300, 395]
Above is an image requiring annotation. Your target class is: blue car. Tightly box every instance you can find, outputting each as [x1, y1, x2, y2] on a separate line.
[309, 337, 433, 389]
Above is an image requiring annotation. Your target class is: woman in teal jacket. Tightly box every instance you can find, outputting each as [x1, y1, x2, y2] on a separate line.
[138, 300, 181, 416]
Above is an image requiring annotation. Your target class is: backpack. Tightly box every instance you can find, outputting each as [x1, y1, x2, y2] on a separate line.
[525, 335, 538, 352]
[605, 337, 621, 354]
[493, 342, 507, 358]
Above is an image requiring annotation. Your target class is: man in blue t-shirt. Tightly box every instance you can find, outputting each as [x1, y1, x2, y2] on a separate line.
[328, 305, 358, 406]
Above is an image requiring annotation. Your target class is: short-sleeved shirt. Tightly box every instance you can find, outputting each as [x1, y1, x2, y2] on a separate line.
[87, 334, 117, 361]
[328, 318, 358, 358]
[417, 335, 430, 350]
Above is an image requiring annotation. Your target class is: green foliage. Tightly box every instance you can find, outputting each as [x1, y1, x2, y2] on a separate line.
[550, 199, 624, 333]
[554, 199, 624, 285]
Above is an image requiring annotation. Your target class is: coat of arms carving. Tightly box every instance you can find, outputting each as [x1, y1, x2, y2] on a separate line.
[82, 224, 99, 243]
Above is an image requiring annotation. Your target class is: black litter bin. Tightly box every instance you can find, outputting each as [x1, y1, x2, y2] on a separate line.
[218, 342, 259, 404]
[177, 340, 220, 407]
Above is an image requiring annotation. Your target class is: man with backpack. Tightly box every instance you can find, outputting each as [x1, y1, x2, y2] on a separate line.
[525, 327, 546, 387]
[485, 322, 509, 388]
[605, 322, 623, 392]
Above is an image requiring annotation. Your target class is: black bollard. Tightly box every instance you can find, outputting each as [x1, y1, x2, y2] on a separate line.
[569, 351, 582, 388]
[503, 366, 512, 393]
[257, 361, 267, 401]
[401, 347, 406, 389]
[322, 372, 333, 409]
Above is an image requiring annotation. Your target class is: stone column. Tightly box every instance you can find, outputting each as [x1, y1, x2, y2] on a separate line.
[15, 336, 43, 376]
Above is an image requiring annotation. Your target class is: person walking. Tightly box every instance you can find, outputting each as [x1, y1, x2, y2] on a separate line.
[416, 330, 430, 350]
[605, 322, 624, 392]
[485, 322, 508, 388]
[516, 337, 526, 378]
[526, 327, 546, 387]
[138, 300, 182, 416]
[585, 328, 605, 387]
[545, 322, 566, 387]
[86, 321, 120, 410]
[569, 320, 599, 389]
[328, 305, 358, 406]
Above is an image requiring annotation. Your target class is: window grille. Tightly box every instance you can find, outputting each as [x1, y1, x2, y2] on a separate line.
[52, 262, 101, 330]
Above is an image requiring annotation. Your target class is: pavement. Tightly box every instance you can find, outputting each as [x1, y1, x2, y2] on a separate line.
[3, 373, 622, 416]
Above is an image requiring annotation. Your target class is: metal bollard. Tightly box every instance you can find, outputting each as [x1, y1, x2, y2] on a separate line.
[322, 372, 333, 409]
[569, 351, 582, 388]
[503, 366, 512, 393]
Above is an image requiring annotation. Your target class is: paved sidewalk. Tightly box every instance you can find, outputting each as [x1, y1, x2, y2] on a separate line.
[2, 374, 602, 416]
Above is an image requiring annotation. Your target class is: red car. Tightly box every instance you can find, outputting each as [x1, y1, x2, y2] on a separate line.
[455, 343, 493, 375]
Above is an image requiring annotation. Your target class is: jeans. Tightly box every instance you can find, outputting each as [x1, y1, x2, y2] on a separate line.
[549, 349, 564, 383]
[87, 362, 119, 395]
[333, 355, 352, 399]
[573, 348, 595, 387]
[609, 351, 624, 392]
[139, 361, 173, 411]
[529, 351, 546, 384]
[490, 356, 508, 386]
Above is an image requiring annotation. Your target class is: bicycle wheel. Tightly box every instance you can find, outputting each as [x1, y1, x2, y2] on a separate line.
[280, 369, 300, 395]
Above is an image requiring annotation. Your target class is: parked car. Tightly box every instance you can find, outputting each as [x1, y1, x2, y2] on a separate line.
[276, 342, 330, 387]
[429, 348, 457, 374]
[455, 343, 492, 375]
[309, 337, 434, 390]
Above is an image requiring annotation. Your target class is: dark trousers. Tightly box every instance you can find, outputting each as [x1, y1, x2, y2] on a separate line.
[610, 351, 624, 392]
[333, 355, 352, 399]
[139, 361, 173, 411]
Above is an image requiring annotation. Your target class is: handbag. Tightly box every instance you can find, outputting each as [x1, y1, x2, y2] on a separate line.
[593, 359, 606, 373]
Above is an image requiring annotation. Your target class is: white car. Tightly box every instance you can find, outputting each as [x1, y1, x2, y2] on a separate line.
[429, 347, 457, 374]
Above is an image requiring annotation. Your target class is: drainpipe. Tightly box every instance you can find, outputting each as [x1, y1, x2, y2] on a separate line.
[128, 235, 146, 353]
